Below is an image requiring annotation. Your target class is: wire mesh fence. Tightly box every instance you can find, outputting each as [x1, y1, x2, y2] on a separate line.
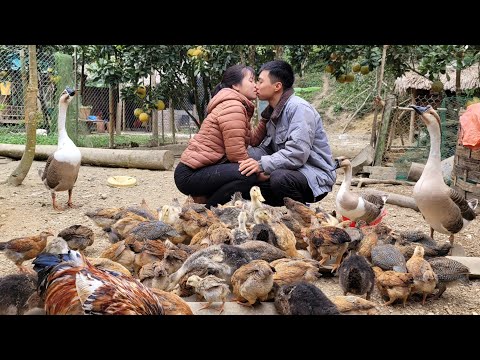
[0, 46, 203, 149]
[382, 92, 467, 179]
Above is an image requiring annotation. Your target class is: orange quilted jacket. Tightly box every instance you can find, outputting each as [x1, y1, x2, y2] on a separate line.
[180, 88, 266, 169]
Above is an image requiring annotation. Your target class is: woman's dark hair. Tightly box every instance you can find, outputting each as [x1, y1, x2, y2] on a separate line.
[212, 64, 255, 97]
[259, 60, 294, 90]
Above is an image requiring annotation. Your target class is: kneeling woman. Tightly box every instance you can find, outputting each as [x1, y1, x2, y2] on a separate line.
[174, 64, 266, 208]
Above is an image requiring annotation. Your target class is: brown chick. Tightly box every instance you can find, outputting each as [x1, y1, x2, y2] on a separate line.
[139, 261, 169, 290]
[87, 257, 132, 276]
[303, 226, 351, 272]
[0, 230, 53, 273]
[231, 259, 274, 307]
[161, 246, 189, 274]
[357, 223, 394, 260]
[270, 258, 323, 286]
[133, 239, 167, 275]
[107, 213, 149, 241]
[57, 224, 94, 251]
[150, 288, 193, 315]
[254, 208, 300, 257]
[179, 208, 216, 238]
[406, 246, 438, 305]
[372, 266, 413, 307]
[283, 197, 337, 227]
[332, 295, 378, 315]
[186, 274, 230, 314]
[100, 240, 136, 274]
[85, 207, 125, 229]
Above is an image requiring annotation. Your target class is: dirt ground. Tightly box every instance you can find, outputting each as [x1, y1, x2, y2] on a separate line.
[1, 155, 479, 315]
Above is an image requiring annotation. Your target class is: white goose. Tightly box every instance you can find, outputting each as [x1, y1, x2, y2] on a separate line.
[410, 105, 477, 244]
[39, 87, 81, 210]
[335, 157, 388, 224]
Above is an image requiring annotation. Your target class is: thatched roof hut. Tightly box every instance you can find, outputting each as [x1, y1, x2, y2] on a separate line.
[394, 63, 480, 95]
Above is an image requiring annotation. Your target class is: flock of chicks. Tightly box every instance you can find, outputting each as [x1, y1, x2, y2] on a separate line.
[0, 183, 471, 315]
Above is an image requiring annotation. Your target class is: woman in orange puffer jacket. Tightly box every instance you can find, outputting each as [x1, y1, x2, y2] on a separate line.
[174, 64, 267, 208]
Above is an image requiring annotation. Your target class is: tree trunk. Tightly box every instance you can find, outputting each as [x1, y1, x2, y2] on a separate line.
[0, 144, 175, 171]
[370, 45, 388, 147]
[5, 45, 39, 186]
[274, 45, 284, 59]
[366, 190, 419, 212]
[248, 45, 256, 66]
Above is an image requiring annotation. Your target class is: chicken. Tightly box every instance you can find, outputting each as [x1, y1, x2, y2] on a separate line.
[161, 246, 189, 274]
[167, 244, 252, 291]
[332, 295, 378, 315]
[0, 273, 42, 315]
[406, 246, 438, 305]
[33, 250, 164, 315]
[427, 257, 470, 299]
[85, 207, 125, 229]
[270, 258, 323, 286]
[186, 275, 230, 314]
[357, 223, 394, 260]
[303, 226, 351, 272]
[231, 260, 274, 306]
[150, 288, 193, 315]
[274, 282, 340, 315]
[100, 241, 136, 274]
[237, 241, 287, 262]
[371, 244, 407, 272]
[44, 237, 70, 255]
[87, 257, 132, 276]
[372, 266, 413, 307]
[0, 230, 53, 273]
[57, 224, 94, 251]
[158, 204, 188, 244]
[190, 222, 233, 248]
[139, 261, 169, 291]
[132, 239, 168, 275]
[284, 197, 338, 227]
[337, 251, 375, 300]
[254, 208, 300, 257]
[105, 212, 150, 243]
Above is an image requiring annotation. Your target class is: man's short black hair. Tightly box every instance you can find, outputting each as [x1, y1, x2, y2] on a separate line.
[259, 60, 295, 90]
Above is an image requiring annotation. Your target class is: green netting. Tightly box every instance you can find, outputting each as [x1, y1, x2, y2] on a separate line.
[394, 96, 467, 181]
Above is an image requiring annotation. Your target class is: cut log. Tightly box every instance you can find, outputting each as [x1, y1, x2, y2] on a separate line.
[0, 144, 174, 170]
[407, 162, 425, 182]
[407, 156, 454, 183]
[366, 190, 419, 212]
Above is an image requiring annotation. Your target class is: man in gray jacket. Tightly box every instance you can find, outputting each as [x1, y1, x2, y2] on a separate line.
[239, 60, 337, 206]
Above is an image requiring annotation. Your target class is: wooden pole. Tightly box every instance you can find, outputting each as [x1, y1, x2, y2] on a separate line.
[408, 91, 416, 144]
[169, 98, 175, 144]
[374, 95, 396, 166]
[108, 85, 114, 148]
[161, 109, 165, 144]
[370, 45, 388, 147]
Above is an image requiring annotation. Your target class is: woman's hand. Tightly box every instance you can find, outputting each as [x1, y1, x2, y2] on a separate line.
[239, 158, 261, 176]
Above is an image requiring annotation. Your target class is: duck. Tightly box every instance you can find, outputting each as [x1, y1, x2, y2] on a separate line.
[410, 105, 478, 244]
[38, 87, 81, 210]
[335, 157, 388, 225]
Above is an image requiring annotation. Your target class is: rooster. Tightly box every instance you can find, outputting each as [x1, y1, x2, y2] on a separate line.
[33, 250, 164, 315]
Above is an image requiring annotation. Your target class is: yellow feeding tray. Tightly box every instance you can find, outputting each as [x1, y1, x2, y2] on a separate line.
[107, 176, 137, 188]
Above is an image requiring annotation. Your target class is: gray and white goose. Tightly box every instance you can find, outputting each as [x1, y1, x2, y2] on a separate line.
[335, 157, 388, 224]
[39, 87, 81, 210]
[410, 105, 477, 244]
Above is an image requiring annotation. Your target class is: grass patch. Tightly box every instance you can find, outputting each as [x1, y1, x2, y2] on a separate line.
[0, 129, 172, 148]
